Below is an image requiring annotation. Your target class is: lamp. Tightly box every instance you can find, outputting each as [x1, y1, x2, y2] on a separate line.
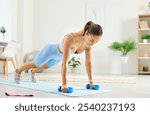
[0, 26, 6, 41]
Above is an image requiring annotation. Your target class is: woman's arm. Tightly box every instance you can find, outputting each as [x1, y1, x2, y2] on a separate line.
[85, 47, 94, 86]
[61, 37, 73, 91]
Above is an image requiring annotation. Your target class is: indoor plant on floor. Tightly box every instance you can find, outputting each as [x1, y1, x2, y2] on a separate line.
[109, 39, 136, 63]
[68, 56, 81, 73]
[109, 40, 136, 75]
[109, 39, 136, 74]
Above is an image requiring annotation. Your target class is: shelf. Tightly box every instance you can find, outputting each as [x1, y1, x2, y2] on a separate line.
[138, 28, 150, 31]
[138, 43, 150, 45]
[139, 14, 150, 18]
[138, 57, 150, 59]
[138, 71, 150, 74]
[138, 14, 150, 75]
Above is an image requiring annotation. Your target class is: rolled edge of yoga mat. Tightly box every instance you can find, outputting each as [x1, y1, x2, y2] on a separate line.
[5, 92, 34, 97]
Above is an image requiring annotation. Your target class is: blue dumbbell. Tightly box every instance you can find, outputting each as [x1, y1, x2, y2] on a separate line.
[86, 84, 100, 90]
[58, 86, 73, 93]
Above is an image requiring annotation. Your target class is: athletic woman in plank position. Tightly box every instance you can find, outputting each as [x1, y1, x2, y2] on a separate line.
[14, 21, 103, 93]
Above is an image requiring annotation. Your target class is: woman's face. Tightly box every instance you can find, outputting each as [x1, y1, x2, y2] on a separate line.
[85, 33, 102, 46]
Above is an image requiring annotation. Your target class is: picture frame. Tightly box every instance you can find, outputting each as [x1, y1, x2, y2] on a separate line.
[85, 3, 105, 27]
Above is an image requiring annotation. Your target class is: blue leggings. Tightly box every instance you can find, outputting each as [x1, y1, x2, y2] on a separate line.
[34, 44, 62, 68]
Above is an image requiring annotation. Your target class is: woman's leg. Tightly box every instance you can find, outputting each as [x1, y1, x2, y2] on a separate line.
[28, 64, 48, 83]
[16, 62, 37, 74]
[31, 64, 48, 75]
[14, 62, 37, 84]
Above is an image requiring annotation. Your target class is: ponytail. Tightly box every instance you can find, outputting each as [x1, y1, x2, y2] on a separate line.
[83, 21, 103, 36]
[83, 21, 94, 35]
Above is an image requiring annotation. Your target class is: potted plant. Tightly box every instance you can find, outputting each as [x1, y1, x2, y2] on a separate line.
[145, 1, 150, 13]
[109, 39, 136, 63]
[68, 56, 81, 73]
[141, 34, 150, 43]
[148, 1, 150, 7]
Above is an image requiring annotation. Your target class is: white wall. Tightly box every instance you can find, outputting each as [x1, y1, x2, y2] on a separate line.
[1, 0, 148, 74]
[0, 0, 11, 41]
[32, 0, 148, 74]
[17, 0, 34, 57]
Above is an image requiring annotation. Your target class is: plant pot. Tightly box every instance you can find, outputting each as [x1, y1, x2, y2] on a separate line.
[120, 54, 128, 75]
[70, 67, 78, 74]
[143, 39, 148, 43]
[143, 66, 148, 72]
[145, 6, 150, 13]
[120, 54, 128, 63]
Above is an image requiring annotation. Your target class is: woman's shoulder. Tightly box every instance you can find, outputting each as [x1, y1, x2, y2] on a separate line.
[64, 33, 73, 38]
[63, 34, 75, 45]
[64, 33, 75, 41]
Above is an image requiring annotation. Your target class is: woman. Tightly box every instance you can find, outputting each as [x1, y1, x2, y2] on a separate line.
[14, 21, 103, 93]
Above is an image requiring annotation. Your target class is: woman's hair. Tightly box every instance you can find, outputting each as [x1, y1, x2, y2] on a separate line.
[83, 21, 103, 36]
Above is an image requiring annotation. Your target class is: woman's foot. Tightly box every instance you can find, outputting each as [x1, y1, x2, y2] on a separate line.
[28, 69, 37, 83]
[14, 70, 21, 84]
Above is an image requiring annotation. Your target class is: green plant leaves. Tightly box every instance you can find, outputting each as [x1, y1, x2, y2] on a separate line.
[68, 57, 81, 68]
[109, 39, 136, 55]
[141, 34, 150, 39]
[108, 42, 123, 52]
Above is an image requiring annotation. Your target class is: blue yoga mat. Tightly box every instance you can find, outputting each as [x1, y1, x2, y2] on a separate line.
[0, 80, 109, 97]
